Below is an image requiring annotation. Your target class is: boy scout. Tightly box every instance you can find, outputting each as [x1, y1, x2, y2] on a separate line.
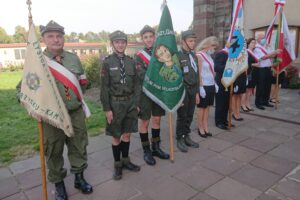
[100, 30, 141, 180]
[40, 21, 93, 200]
[135, 25, 169, 166]
[176, 30, 200, 152]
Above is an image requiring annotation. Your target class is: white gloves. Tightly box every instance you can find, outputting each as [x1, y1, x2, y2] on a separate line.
[215, 84, 219, 93]
[199, 86, 206, 98]
[234, 85, 239, 93]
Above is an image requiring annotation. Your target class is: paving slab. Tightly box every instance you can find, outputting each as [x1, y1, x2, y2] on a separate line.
[221, 145, 262, 163]
[0, 177, 20, 199]
[189, 192, 217, 200]
[8, 155, 40, 175]
[2, 192, 28, 200]
[239, 137, 279, 153]
[273, 178, 300, 200]
[0, 167, 12, 180]
[269, 139, 300, 163]
[200, 138, 233, 153]
[215, 131, 249, 144]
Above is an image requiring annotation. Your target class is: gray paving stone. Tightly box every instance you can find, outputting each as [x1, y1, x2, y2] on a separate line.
[128, 194, 154, 200]
[230, 165, 281, 191]
[269, 125, 299, 137]
[200, 154, 245, 175]
[205, 177, 261, 200]
[0, 177, 20, 199]
[140, 176, 198, 200]
[231, 126, 261, 137]
[269, 140, 300, 163]
[2, 192, 28, 200]
[200, 138, 233, 152]
[239, 138, 278, 153]
[88, 147, 114, 164]
[87, 134, 111, 154]
[9, 155, 40, 175]
[16, 168, 42, 190]
[251, 154, 297, 176]
[286, 165, 300, 182]
[189, 192, 217, 200]
[256, 193, 285, 200]
[254, 131, 289, 144]
[215, 132, 249, 144]
[0, 167, 12, 180]
[273, 178, 300, 200]
[174, 162, 223, 191]
[221, 145, 262, 162]
[24, 182, 56, 200]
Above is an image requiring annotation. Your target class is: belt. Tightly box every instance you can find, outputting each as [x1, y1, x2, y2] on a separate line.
[185, 84, 197, 89]
[111, 95, 131, 101]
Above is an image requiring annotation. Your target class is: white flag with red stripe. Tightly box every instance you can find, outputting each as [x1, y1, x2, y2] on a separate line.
[20, 23, 74, 137]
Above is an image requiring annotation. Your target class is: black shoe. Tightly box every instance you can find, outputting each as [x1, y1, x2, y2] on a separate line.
[177, 137, 188, 152]
[232, 114, 244, 121]
[184, 135, 199, 148]
[143, 148, 156, 166]
[55, 181, 68, 200]
[246, 106, 254, 111]
[241, 106, 249, 112]
[113, 161, 122, 180]
[74, 172, 93, 194]
[256, 104, 265, 110]
[205, 131, 212, 137]
[264, 103, 274, 107]
[198, 129, 207, 138]
[122, 158, 140, 172]
[216, 123, 228, 130]
[152, 140, 170, 159]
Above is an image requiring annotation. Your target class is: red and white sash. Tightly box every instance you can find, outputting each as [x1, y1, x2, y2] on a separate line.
[247, 49, 259, 62]
[45, 56, 91, 118]
[256, 45, 268, 56]
[196, 51, 215, 77]
[137, 50, 151, 65]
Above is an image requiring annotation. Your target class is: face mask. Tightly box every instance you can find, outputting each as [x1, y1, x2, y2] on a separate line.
[260, 38, 266, 45]
[207, 49, 215, 55]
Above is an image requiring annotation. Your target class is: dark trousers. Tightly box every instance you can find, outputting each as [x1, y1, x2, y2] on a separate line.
[255, 67, 272, 106]
[215, 85, 230, 125]
[176, 88, 196, 139]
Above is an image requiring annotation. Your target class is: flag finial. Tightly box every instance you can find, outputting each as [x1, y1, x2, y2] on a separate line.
[26, 0, 33, 26]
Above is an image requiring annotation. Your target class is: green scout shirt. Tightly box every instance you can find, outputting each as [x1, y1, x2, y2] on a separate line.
[43, 49, 87, 111]
[100, 53, 140, 112]
[178, 49, 199, 94]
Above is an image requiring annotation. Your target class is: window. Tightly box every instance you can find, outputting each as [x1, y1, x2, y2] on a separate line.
[14, 49, 21, 60]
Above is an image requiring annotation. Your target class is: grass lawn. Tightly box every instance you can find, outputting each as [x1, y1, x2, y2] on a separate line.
[0, 71, 105, 166]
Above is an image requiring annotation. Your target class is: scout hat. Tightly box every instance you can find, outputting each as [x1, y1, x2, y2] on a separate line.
[40, 20, 65, 36]
[181, 30, 197, 40]
[140, 25, 155, 36]
[109, 30, 127, 41]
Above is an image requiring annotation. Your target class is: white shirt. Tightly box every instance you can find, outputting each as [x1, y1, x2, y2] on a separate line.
[197, 52, 215, 86]
[254, 44, 273, 68]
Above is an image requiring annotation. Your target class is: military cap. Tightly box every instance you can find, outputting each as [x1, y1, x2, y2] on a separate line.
[109, 30, 127, 41]
[40, 20, 65, 36]
[181, 30, 197, 40]
[140, 25, 155, 36]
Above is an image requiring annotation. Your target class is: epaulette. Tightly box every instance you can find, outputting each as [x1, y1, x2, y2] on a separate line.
[103, 55, 111, 61]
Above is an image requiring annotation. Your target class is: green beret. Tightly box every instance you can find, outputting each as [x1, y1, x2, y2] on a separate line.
[181, 30, 196, 40]
[40, 20, 65, 36]
[109, 30, 127, 41]
[140, 25, 155, 36]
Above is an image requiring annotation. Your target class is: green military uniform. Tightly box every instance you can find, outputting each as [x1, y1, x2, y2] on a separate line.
[135, 48, 165, 120]
[100, 45, 140, 137]
[42, 49, 89, 183]
[176, 30, 199, 150]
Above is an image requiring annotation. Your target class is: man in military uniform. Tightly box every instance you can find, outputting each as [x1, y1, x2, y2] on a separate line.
[40, 21, 93, 200]
[135, 25, 169, 166]
[176, 30, 200, 152]
[100, 30, 141, 180]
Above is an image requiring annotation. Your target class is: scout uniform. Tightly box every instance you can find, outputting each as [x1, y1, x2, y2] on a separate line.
[135, 25, 169, 166]
[40, 21, 92, 200]
[176, 30, 200, 152]
[100, 30, 141, 180]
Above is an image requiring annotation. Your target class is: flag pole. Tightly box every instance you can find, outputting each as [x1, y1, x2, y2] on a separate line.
[168, 113, 174, 162]
[228, 84, 233, 129]
[275, 7, 283, 110]
[27, 1, 48, 199]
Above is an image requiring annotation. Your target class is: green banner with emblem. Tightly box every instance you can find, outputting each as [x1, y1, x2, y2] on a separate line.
[143, 4, 185, 112]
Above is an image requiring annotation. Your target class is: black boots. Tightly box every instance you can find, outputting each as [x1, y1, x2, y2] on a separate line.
[122, 157, 141, 172]
[177, 136, 188, 152]
[113, 161, 122, 180]
[142, 144, 156, 165]
[74, 172, 93, 194]
[152, 138, 170, 159]
[184, 135, 199, 148]
[55, 181, 68, 200]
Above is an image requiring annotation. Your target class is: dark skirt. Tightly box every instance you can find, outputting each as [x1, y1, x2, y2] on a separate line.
[271, 71, 285, 84]
[247, 68, 258, 88]
[197, 85, 215, 108]
[233, 73, 247, 94]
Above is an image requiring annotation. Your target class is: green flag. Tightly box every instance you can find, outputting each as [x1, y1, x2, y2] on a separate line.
[143, 4, 185, 112]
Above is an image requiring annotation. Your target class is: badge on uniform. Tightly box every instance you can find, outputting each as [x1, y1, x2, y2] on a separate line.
[110, 67, 118, 71]
[120, 79, 126, 84]
[183, 66, 189, 73]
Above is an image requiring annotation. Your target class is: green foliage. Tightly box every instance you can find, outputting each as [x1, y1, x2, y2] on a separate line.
[81, 55, 102, 88]
[1, 64, 23, 72]
[13, 26, 27, 43]
[0, 27, 12, 43]
[286, 65, 300, 88]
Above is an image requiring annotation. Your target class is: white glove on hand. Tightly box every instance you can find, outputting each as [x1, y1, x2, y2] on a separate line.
[199, 86, 206, 98]
[215, 84, 219, 93]
[234, 85, 239, 93]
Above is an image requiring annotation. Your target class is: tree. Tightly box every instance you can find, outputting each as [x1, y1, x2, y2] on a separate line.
[0, 27, 12, 43]
[13, 26, 27, 43]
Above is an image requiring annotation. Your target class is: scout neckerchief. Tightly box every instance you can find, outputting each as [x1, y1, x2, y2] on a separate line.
[45, 56, 91, 118]
[197, 51, 215, 77]
[119, 56, 126, 84]
[137, 49, 151, 65]
[188, 52, 198, 73]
